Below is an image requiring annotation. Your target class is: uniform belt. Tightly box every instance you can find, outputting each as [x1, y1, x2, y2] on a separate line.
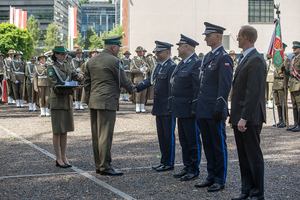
[274, 77, 283, 79]
[6, 69, 10, 71]
[38, 75, 48, 79]
[15, 72, 25, 74]
[0, 72, 3, 75]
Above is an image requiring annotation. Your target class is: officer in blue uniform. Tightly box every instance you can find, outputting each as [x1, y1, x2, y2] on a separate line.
[136, 41, 176, 172]
[170, 34, 202, 181]
[194, 22, 233, 192]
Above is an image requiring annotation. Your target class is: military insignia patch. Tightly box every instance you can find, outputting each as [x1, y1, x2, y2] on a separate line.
[48, 69, 54, 77]
[119, 62, 124, 70]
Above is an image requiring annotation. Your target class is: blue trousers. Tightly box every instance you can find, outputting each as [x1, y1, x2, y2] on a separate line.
[156, 116, 176, 166]
[198, 118, 227, 184]
[178, 117, 201, 175]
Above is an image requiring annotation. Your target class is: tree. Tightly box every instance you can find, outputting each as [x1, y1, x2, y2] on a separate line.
[0, 22, 33, 60]
[44, 22, 60, 51]
[83, 27, 97, 49]
[99, 31, 109, 49]
[89, 34, 102, 50]
[80, 0, 89, 3]
[65, 30, 84, 49]
[27, 14, 42, 55]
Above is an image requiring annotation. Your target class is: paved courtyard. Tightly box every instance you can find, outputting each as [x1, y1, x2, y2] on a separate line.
[0, 101, 300, 200]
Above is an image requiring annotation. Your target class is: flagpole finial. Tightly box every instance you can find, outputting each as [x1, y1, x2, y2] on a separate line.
[274, 4, 281, 18]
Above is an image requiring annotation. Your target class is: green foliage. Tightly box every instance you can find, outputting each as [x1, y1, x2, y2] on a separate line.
[99, 31, 109, 49]
[108, 0, 112, 3]
[89, 34, 102, 50]
[44, 22, 60, 51]
[0, 22, 33, 60]
[27, 15, 42, 56]
[84, 27, 96, 49]
[80, 0, 89, 3]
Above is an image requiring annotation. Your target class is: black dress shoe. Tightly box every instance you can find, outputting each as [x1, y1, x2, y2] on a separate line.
[56, 160, 68, 168]
[63, 162, 72, 168]
[194, 180, 214, 188]
[180, 172, 198, 181]
[292, 125, 300, 132]
[249, 195, 264, 200]
[100, 169, 123, 176]
[152, 164, 163, 170]
[96, 170, 100, 174]
[156, 165, 174, 172]
[173, 169, 188, 178]
[207, 183, 225, 192]
[232, 194, 249, 200]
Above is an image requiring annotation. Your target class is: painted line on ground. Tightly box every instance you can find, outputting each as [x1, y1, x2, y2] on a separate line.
[0, 125, 135, 200]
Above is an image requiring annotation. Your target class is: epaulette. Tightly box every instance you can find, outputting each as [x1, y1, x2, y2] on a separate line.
[223, 50, 228, 55]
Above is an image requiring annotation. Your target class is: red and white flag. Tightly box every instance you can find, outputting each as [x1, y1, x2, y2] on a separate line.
[9, 6, 27, 30]
[68, 7, 78, 39]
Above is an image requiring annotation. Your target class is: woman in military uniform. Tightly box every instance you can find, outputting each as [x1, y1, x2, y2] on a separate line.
[10, 51, 26, 107]
[33, 54, 51, 116]
[24, 56, 37, 111]
[47, 46, 83, 168]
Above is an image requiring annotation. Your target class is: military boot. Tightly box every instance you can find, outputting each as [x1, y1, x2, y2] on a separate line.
[278, 107, 287, 128]
[273, 106, 283, 127]
[287, 109, 298, 131]
[292, 109, 300, 132]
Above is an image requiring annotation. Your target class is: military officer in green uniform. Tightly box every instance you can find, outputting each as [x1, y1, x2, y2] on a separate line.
[84, 35, 135, 176]
[23, 56, 37, 111]
[71, 49, 85, 110]
[146, 52, 157, 104]
[285, 41, 300, 132]
[120, 51, 131, 101]
[48, 45, 83, 168]
[10, 51, 26, 108]
[272, 43, 290, 128]
[227, 50, 238, 109]
[4, 49, 16, 104]
[130, 46, 151, 113]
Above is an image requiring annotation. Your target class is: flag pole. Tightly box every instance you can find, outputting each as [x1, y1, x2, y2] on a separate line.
[275, 4, 289, 126]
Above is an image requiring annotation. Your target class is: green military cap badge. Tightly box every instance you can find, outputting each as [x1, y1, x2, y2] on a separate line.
[48, 69, 54, 77]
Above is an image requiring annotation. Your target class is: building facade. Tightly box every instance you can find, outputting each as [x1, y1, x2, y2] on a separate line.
[123, 0, 300, 55]
[81, 0, 116, 39]
[0, 0, 81, 42]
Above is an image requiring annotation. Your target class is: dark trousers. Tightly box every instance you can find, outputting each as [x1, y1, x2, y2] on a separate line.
[178, 117, 201, 175]
[233, 125, 264, 197]
[198, 118, 227, 184]
[90, 109, 116, 171]
[74, 87, 82, 101]
[156, 116, 176, 166]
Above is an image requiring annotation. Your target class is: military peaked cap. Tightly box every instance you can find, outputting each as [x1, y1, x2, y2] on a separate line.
[229, 50, 236, 55]
[103, 35, 123, 47]
[176, 34, 199, 47]
[203, 22, 226, 35]
[292, 41, 300, 49]
[8, 49, 16, 54]
[123, 51, 131, 55]
[153, 41, 173, 52]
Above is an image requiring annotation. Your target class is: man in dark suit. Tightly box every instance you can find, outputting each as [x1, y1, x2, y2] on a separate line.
[194, 22, 233, 192]
[170, 34, 202, 181]
[230, 26, 266, 200]
[135, 41, 176, 172]
[84, 35, 135, 176]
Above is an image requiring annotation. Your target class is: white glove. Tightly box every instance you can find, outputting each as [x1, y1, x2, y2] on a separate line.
[30, 78, 33, 83]
[5, 77, 9, 80]
[35, 88, 39, 92]
[76, 68, 81, 72]
[15, 80, 19, 84]
[140, 68, 145, 73]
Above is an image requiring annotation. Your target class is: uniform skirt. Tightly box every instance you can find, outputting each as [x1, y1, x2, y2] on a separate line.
[51, 109, 74, 134]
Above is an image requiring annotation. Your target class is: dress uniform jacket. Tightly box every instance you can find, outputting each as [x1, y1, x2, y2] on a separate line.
[273, 56, 290, 90]
[137, 58, 176, 116]
[71, 58, 85, 73]
[23, 63, 35, 102]
[289, 56, 300, 92]
[169, 53, 201, 118]
[84, 49, 134, 110]
[10, 59, 26, 84]
[47, 61, 79, 134]
[120, 57, 131, 94]
[4, 57, 14, 98]
[34, 63, 50, 88]
[130, 56, 151, 84]
[196, 46, 233, 119]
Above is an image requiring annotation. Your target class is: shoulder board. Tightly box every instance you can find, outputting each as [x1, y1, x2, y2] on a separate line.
[223, 50, 228, 55]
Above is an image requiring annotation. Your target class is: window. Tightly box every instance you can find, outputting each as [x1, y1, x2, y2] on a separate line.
[222, 35, 230, 50]
[248, 0, 274, 23]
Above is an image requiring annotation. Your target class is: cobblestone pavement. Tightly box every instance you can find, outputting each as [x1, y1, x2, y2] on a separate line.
[0, 100, 300, 200]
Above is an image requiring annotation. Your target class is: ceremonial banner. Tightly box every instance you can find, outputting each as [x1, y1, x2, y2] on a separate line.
[68, 7, 78, 50]
[267, 18, 284, 68]
[9, 6, 27, 30]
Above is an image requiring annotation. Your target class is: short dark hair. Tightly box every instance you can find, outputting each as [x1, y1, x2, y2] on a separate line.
[51, 54, 57, 62]
[241, 25, 257, 43]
